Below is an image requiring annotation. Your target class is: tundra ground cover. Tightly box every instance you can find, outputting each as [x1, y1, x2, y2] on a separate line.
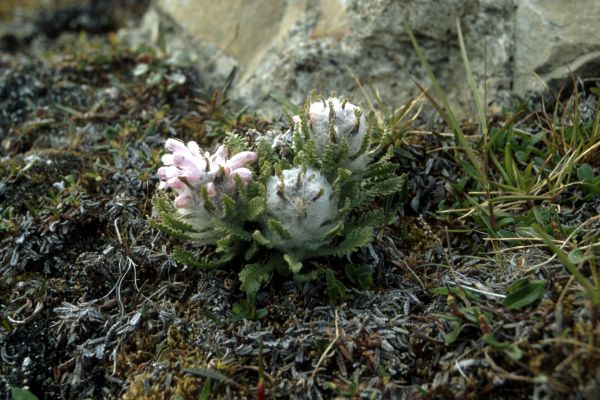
[1, 5, 599, 399]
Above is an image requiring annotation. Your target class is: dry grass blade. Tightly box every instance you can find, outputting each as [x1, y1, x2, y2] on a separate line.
[309, 308, 340, 385]
[183, 368, 247, 393]
[404, 20, 485, 180]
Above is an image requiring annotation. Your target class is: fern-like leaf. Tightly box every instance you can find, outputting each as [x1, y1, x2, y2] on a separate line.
[322, 140, 348, 179]
[314, 226, 374, 257]
[363, 160, 399, 180]
[212, 219, 252, 241]
[345, 263, 373, 290]
[348, 209, 384, 229]
[283, 254, 303, 274]
[239, 263, 272, 297]
[221, 193, 236, 218]
[252, 230, 272, 247]
[293, 269, 320, 283]
[223, 132, 249, 155]
[244, 196, 266, 221]
[172, 246, 228, 269]
[350, 175, 406, 210]
[151, 195, 196, 238]
[149, 219, 193, 240]
[268, 219, 292, 240]
[160, 212, 196, 234]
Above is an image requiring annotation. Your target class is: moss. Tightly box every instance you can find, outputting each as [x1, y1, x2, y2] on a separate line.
[0, 0, 37, 19]
[0, 149, 91, 214]
[119, 326, 212, 400]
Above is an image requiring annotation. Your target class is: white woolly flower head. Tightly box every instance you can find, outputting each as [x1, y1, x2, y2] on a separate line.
[294, 97, 371, 171]
[265, 167, 337, 255]
[157, 138, 257, 243]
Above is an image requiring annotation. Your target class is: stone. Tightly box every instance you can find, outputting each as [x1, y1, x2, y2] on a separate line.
[139, 0, 598, 117]
[514, 0, 600, 93]
[155, 0, 309, 76]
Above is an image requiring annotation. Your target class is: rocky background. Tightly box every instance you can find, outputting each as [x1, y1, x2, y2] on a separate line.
[143, 0, 600, 116]
[4, 0, 599, 118]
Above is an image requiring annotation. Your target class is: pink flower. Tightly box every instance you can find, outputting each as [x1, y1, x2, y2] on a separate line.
[158, 139, 257, 209]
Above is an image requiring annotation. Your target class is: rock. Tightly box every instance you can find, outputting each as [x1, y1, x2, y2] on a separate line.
[140, 0, 597, 117]
[135, 0, 516, 117]
[155, 0, 308, 73]
[514, 0, 600, 93]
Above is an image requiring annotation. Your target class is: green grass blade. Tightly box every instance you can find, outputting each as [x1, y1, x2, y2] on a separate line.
[404, 21, 485, 181]
[457, 19, 487, 137]
[531, 223, 596, 298]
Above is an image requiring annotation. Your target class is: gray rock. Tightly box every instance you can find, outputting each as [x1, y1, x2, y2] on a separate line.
[135, 0, 598, 117]
[514, 0, 600, 93]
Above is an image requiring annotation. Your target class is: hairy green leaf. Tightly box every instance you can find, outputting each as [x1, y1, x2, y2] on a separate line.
[482, 333, 523, 360]
[444, 322, 464, 344]
[11, 389, 39, 400]
[284, 254, 303, 274]
[239, 263, 272, 296]
[502, 279, 545, 309]
[268, 219, 292, 240]
[345, 264, 373, 290]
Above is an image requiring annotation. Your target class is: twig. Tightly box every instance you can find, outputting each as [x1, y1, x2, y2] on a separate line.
[444, 227, 471, 307]
[309, 308, 340, 384]
[446, 282, 506, 299]
[391, 259, 425, 290]
[526, 214, 600, 272]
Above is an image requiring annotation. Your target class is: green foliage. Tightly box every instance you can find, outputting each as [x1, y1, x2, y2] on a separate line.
[267, 219, 292, 240]
[482, 333, 523, 360]
[326, 269, 348, 304]
[131, 24, 191, 91]
[410, 18, 600, 312]
[322, 140, 348, 179]
[232, 297, 268, 321]
[152, 94, 407, 311]
[502, 278, 546, 309]
[431, 286, 481, 302]
[223, 132, 249, 155]
[283, 254, 303, 274]
[10, 388, 39, 400]
[312, 226, 374, 258]
[172, 247, 230, 270]
[150, 195, 195, 240]
[239, 263, 273, 298]
[345, 264, 373, 290]
[532, 223, 600, 305]
[444, 321, 464, 345]
[340, 153, 406, 212]
[198, 378, 212, 400]
[577, 163, 600, 199]
[0, 206, 17, 233]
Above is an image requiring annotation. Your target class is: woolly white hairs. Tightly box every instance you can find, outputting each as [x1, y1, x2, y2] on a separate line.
[176, 200, 222, 245]
[306, 97, 371, 171]
[265, 167, 337, 256]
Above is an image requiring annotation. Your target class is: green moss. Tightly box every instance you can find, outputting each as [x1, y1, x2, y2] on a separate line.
[0, 149, 91, 214]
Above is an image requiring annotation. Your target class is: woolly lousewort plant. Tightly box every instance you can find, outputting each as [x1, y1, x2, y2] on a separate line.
[153, 95, 406, 300]
[295, 96, 371, 171]
[265, 167, 337, 255]
[154, 138, 257, 245]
